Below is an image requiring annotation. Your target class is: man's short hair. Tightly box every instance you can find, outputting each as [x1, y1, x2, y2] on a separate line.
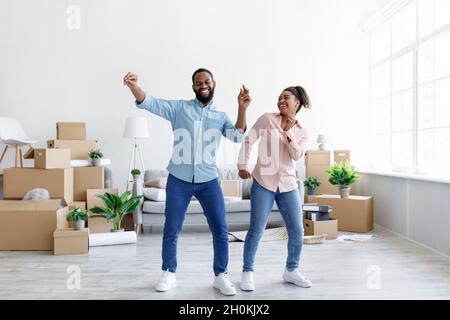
[192, 68, 214, 84]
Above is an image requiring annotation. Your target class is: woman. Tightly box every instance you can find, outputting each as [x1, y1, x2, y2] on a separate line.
[237, 86, 311, 291]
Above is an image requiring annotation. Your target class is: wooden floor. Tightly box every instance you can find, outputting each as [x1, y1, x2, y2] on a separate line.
[1, 227, 450, 300]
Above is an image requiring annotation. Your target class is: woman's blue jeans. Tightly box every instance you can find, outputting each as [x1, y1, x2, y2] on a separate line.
[243, 179, 304, 272]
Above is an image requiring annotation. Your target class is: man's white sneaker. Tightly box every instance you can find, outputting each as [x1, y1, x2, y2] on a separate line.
[155, 271, 176, 292]
[213, 273, 237, 296]
[240, 271, 255, 291]
[282, 269, 312, 288]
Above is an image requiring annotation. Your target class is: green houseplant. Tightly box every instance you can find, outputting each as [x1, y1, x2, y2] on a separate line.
[326, 160, 360, 199]
[89, 149, 104, 167]
[66, 208, 88, 230]
[304, 177, 321, 196]
[131, 168, 141, 180]
[89, 191, 143, 232]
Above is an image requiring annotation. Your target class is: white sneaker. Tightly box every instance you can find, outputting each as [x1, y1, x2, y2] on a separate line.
[240, 271, 255, 291]
[155, 271, 176, 292]
[213, 273, 237, 296]
[282, 269, 312, 288]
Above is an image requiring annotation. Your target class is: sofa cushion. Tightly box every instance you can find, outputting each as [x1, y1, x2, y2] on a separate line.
[144, 177, 167, 188]
[143, 188, 166, 201]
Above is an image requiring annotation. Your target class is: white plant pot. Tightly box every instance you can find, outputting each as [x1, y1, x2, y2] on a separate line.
[92, 158, 102, 166]
[339, 187, 350, 199]
[74, 220, 85, 230]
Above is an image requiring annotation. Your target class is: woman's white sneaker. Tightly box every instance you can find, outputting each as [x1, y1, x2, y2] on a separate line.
[213, 273, 237, 296]
[282, 269, 312, 288]
[155, 271, 176, 292]
[240, 271, 255, 291]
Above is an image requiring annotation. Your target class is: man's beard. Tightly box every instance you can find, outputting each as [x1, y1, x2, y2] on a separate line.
[195, 87, 215, 105]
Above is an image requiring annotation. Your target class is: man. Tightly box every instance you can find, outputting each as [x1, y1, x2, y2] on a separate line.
[123, 69, 251, 295]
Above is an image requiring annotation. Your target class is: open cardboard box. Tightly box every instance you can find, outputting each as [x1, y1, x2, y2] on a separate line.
[34, 148, 71, 169]
[3, 168, 74, 204]
[0, 199, 68, 250]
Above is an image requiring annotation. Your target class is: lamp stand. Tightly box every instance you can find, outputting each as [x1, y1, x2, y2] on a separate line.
[126, 139, 145, 191]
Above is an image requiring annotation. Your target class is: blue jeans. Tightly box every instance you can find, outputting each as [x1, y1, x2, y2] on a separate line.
[243, 179, 304, 272]
[162, 174, 228, 276]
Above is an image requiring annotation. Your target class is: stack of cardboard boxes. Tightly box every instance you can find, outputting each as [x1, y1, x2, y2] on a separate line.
[0, 122, 119, 254]
[304, 150, 374, 234]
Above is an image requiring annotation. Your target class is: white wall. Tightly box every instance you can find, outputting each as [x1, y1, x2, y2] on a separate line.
[357, 174, 450, 257]
[0, 0, 391, 193]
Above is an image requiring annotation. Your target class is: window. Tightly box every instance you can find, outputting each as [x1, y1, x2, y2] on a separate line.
[369, 0, 450, 177]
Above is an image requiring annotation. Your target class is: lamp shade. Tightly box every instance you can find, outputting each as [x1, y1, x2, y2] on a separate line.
[317, 134, 326, 143]
[123, 117, 150, 139]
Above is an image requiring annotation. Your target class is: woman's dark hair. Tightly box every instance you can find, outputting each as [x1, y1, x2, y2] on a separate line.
[284, 86, 311, 113]
[192, 68, 214, 84]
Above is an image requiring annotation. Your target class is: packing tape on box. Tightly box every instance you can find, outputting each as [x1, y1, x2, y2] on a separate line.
[88, 231, 137, 247]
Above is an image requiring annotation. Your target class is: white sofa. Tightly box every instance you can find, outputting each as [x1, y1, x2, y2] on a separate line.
[140, 168, 305, 232]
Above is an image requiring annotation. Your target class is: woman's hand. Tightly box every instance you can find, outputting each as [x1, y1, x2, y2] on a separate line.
[238, 85, 252, 111]
[238, 169, 252, 180]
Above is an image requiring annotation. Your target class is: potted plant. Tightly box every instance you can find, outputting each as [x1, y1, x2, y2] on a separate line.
[326, 160, 360, 199]
[66, 208, 88, 230]
[89, 148, 104, 167]
[304, 177, 321, 196]
[89, 191, 143, 232]
[131, 168, 141, 181]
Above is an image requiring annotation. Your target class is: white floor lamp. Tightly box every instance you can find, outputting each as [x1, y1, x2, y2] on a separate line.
[124, 117, 149, 191]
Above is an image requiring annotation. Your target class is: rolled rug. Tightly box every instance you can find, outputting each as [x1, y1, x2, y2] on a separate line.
[89, 231, 137, 247]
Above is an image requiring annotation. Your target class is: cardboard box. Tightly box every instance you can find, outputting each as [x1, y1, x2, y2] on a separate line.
[0, 200, 68, 250]
[334, 150, 350, 165]
[53, 228, 89, 255]
[47, 140, 96, 160]
[305, 150, 330, 166]
[307, 195, 374, 233]
[305, 165, 355, 195]
[68, 201, 86, 211]
[221, 180, 241, 197]
[303, 218, 338, 240]
[73, 167, 104, 201]
[86, 188, 119, 210]
[34, 148, 71, 169]
[3, 168, 74, 204]
[56, 122, 86, 140]
[86, 188, 118, 233]
[23, 147, 34, 159]
[306, 165, 338, 195]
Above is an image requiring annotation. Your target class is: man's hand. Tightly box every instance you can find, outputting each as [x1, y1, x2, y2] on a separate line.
[238, 85, 251, 111]
[238, 169, 252, 180]
[123, 72, 145, 103]
[123, 72, 139, 88]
